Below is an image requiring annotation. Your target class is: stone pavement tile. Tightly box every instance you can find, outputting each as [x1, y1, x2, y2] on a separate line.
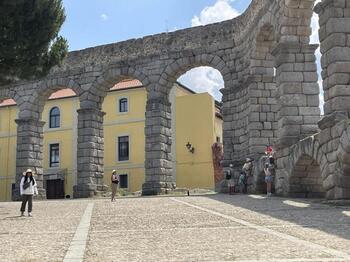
[85, 197, 344, 262]
[272, 225, 350, 253]
[86, 219, 336, 261]
[176, 195, 350, 256]
[178, 195, 350, 228]
[0, 200, 88, 261]
[1, 195, 350, 261]
[89, 198, 241, 231]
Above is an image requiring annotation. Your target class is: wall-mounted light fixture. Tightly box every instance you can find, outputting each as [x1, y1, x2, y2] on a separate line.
[186, 142, 195, 154]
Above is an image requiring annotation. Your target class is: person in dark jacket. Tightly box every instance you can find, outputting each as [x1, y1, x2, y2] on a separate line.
[111, 170, 119, 202]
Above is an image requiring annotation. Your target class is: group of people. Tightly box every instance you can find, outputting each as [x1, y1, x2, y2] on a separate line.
[225, 146, 276, 197]
[225, 158, 254, 195]
[18, 148, 276, 216]
[18, 168, 121, 216]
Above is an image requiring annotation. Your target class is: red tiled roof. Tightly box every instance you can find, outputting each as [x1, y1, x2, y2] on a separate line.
[48, 88, 76, 99]
[0, 98, 16, 106]
[0, 79, 144, 107]
[110, 79, 143, 90]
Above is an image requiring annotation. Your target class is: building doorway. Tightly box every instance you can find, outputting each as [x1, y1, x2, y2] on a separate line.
[46, 179, 65, 199]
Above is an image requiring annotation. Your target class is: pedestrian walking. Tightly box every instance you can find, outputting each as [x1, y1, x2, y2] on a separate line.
[20, 169, 38, 217]
[111, 170, 119, 202]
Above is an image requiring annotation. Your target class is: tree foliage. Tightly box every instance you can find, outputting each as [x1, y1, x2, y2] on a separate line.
[0, 0, 68, 85]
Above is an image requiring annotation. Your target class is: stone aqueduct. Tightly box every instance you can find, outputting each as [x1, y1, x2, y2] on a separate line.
[1, 0, 350, 199]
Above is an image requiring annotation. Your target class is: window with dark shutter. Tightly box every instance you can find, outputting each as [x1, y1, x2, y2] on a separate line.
[119, 174, 128, 188]
[118, 136, 129, 161]
[50, 143, 59, 167]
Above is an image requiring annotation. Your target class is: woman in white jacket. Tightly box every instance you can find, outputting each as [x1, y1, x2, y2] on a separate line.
[20, 169, 38, 217]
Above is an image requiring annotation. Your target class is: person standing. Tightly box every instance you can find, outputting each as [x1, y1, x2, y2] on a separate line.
[264, 163, 272, 197]
[265, 154, 276, 197]
[241, 158, 254, 194]
[228, 164, 235, 195]
[225, 164, 235, 195]
[111, 170, 119, 202]
[20, 169, 38, 217]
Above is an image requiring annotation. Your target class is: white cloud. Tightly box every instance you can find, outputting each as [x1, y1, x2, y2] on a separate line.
[310, 1, 321, 44]
[178, 67, 223, 101]
[179, 0, 240, 101]
[191, 0, 240, 27]
[180, 0, 324, 106]
[101, 14, 108, 21]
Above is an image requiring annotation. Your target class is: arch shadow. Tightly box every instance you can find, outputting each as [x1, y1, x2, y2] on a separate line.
[286, 135, 325, 198]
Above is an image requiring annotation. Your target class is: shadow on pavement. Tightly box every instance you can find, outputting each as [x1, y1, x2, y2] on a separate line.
[203, 193, 350, 241]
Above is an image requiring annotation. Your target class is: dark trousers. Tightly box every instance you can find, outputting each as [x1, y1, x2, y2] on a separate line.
[20, 195, 33, 213]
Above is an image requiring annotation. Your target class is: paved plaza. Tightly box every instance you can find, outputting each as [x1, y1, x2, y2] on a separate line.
[0, 194, 350, 261]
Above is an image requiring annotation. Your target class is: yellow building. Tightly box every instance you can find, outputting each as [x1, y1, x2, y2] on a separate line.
[0, 81, 222, 201]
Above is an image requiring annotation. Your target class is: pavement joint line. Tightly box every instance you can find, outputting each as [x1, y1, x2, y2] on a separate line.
[63, 202, 94, 262]
[87, 223, 350, 234]
[213, 259, 347, 262]
[171, 198, 350, 260]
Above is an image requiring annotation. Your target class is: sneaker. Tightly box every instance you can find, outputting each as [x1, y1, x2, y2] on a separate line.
[28, 213, 32, 217]
[20, 212, 24, 217]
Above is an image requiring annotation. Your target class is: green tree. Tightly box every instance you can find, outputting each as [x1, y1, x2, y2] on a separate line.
[0, 0, 68, 85]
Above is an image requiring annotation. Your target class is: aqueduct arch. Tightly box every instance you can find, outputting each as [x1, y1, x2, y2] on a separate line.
[290, 154, 324, 198]
[2, 0, 350, 199]
[11, 78, 82, 200]
[286, 135, 325, 198]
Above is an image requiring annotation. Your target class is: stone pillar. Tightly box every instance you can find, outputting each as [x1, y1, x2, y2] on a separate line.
[221, 88, 235, 167]
[13, 118, 46, 201]
[221, 85, 251, 166]
[74, 108, 105, 198]
[315, 1, 350, 200]
[221, 88, 234, 167]
[247, 77, 278, 157]
[272, 43, 320, 149]
[142, 96, 173, 195]
[315, 1, 350, 119]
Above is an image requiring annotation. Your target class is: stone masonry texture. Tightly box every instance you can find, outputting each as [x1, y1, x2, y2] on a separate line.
[1, 0, 350, 199]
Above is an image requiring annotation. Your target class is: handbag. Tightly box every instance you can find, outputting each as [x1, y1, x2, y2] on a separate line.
[23, 181, 31, 190]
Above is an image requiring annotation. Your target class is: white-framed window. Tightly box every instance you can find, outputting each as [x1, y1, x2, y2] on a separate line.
[118, 97, 128, 113]
[119, 174, 128, 189]
[117, 135, 130, 162]
[49, 106, 60, 128]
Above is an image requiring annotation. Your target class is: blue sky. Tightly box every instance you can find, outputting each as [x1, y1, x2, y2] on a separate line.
[60, 0, 250, 51]
[59, 0, 322, 108]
